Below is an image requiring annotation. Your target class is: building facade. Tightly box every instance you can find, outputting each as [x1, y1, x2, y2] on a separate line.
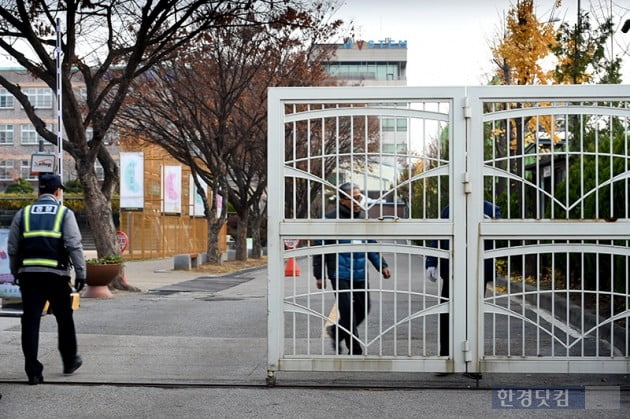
[318, 38, 408, 199]
[321, 38, 407, 87]
[0, 68, 117, 191]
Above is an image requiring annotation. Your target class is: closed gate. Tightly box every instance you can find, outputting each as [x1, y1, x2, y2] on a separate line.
[267, 86, 630, 383]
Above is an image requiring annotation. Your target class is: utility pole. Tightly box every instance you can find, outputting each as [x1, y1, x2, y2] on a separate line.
[610, 0, 613, 59]
[55, 18, 63, 182]
[55, 18, 63, 202]
[573, 0, 581, 84]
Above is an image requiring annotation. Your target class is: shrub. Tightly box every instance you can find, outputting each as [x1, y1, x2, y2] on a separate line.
[86, 255, 123, 265]
[4, 178, 34, 194]
[63, 179, 84, 193]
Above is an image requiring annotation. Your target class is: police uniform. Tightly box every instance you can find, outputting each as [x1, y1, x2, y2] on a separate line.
[8, 174, 86, 384]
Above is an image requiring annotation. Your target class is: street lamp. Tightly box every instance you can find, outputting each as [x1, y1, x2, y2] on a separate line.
[622, 19, 630, 34]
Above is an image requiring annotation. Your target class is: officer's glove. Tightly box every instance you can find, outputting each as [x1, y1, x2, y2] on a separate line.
[74, 277, 86, 292]
[14, 275, 20, 286]
[426, 267, 439, 282]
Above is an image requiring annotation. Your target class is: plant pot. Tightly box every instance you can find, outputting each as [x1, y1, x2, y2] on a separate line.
[84, 263, 121, 298]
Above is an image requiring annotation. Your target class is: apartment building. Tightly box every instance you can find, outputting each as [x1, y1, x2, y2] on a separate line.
[0, 68, 117, 191]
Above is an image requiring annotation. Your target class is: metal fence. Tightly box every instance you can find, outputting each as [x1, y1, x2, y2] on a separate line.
[469, 86, 630, 373]
[267, 85, 630, 382]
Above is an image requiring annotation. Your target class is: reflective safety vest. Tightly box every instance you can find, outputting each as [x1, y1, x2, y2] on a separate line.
[19, 200, 69, 269]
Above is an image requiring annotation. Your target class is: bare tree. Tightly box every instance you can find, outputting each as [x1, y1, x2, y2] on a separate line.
[0, 0, 329, 286]
[119, 1, 343, 261]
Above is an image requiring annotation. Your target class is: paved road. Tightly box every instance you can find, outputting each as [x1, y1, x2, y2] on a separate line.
[1, 257, 628, 417]
[1, 384, 626, 418]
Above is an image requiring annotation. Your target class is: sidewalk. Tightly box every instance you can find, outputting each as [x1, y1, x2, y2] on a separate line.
[1, 257, 269, 385]
[84, 253, 204, 292]
[120, 256, 204, 291]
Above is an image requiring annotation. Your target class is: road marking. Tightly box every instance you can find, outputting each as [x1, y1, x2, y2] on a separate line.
[511, 295, 582, 340]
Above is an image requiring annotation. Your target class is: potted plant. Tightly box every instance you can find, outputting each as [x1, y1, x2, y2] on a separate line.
[83, 255, 123, 298]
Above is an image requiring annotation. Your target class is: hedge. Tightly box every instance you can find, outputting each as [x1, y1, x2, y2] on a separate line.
[0, 193, 120, 212]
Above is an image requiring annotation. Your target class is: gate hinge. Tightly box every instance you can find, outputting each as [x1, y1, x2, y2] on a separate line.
[463, 172, 472, 194]
[462, 340, 472, 363]
[463, 97, 471, 119]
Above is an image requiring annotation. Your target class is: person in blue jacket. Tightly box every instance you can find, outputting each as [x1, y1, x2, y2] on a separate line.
[313, 182, 391, 355]
[425, 201, 501, 357]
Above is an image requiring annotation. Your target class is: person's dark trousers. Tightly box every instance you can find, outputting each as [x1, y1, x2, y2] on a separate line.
[19, 272, 77, 379]
[331, 278, 370, 355]
[438, 260, 494, 357]
[438, 262, 450, 356]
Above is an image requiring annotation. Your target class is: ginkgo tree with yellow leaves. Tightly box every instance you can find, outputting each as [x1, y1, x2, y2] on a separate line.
[488, 0, 625, 204]
[489, 0, 561, 205]
[488, 0, 628, 290]
[492, 0, 558, 86]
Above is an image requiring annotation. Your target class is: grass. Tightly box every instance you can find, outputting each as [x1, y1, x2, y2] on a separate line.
[192, 256, 268, 275]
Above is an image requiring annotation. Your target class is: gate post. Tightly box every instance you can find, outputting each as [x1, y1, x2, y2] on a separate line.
[266, 88, 284, 383]
[465, 91, 485, 374]
[451, 94, 471, 372]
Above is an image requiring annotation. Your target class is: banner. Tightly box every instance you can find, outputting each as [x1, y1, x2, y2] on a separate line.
[216, 192, 222, 218]
[162, 165, 182, 214]
[0, 228, 20, 298]
[120, 152, 144, 210]
[189, 175, 207, 217]
[0, 229, 15, 284]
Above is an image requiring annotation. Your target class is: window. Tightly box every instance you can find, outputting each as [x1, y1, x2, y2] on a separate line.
[20, 124, 49, 145]
[23, 88, 52, 109]
[0, 88, 13, 108]
[0, 124, 14, 144]
[388, 63, 399, 79]
[105, 129, 120, 145]
[85, 128, 119, 145]
[94, 160, 104, 181]
[381, 118, 408, 132]
[324, 62, 402, 82]
[0, 160, 14, 180]
[382, 143, 408, 154]
[20, 160, 38, 180]
[382, 144, 395, 153]
[375, 64, 386, 80]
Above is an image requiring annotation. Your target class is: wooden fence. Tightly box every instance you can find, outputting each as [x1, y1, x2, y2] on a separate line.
[120, 210, 226, 260]
[118, 140, 226, 260]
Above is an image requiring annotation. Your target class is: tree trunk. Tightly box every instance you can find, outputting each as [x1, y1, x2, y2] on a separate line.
[235, 210, 249, 261]
[249, 213, 263, 259]
[78, 165, 139, 291]
[206, 215, 226, 264]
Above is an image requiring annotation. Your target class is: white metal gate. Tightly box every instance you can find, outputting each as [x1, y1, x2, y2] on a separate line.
[267, 85, 630, 383]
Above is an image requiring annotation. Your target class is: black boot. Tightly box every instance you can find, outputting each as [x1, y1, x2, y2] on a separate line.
[63, 355, 83, 375]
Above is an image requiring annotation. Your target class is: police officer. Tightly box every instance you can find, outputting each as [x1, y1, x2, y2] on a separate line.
[8, 173, 86, 385]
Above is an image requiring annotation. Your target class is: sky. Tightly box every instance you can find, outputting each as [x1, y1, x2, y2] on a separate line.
[1, 1, 628, 85]
[333, 0, 630, 86]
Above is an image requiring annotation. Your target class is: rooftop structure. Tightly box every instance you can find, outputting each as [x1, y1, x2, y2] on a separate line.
[320, 38, 407, 86]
